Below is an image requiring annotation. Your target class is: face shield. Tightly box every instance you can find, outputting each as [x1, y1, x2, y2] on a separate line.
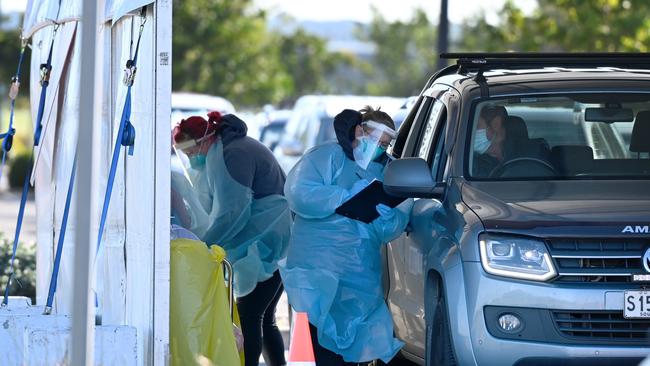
[353, 120, 397, 170]
[171, 125, 217, 231]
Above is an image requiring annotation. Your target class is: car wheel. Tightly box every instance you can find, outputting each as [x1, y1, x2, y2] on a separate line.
[425, 279, 456, 366]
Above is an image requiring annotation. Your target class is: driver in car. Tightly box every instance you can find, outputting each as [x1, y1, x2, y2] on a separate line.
[472, 105, 508, 176]
[472, 105, 554, 177]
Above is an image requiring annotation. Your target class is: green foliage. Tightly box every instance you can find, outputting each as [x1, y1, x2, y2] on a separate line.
[0, 16, 28, 92]
[358, 8, 438, 97]
[275, 28, 355, 100]
[172, 0, 292, 107]
[0, 235, 36, 304]
[459, 0, 650, 52]
[8, 152, 32, 189]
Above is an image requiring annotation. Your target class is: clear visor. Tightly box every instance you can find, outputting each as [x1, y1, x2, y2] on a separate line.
[174, 130, 216, 152]
[362, 120, 396, 149]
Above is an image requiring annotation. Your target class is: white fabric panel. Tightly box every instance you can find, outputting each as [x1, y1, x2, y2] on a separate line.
[113, 13, 155, 366]
[50, 22, 80, 315]
[31, 22, 77, 308]
[94, 15, 128, 327]
[31, 26, 55, 306]
[106, 0, 155, 24]
[56, 0, 82, 22]
[22, 0, 81, 40]
[22, 0, 59, 39]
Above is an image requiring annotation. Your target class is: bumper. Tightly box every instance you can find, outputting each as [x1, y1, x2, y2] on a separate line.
[447, 262, 650, 366]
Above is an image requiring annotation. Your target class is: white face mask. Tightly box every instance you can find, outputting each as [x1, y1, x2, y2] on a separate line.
[474, 128, 491, 154]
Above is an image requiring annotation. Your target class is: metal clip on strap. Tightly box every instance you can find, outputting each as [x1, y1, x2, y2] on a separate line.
[39, 63, 52, 86]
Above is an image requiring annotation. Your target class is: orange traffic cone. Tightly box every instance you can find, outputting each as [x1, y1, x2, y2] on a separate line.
[287, 311, 316, 366]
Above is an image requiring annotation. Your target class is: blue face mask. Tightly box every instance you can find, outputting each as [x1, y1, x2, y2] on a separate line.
[474, 128, 491, 154]
[373, 146, 387, 160]
[189, 154, 207, 169]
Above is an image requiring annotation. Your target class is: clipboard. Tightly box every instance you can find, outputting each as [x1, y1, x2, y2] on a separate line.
[335, 180, 407, 223]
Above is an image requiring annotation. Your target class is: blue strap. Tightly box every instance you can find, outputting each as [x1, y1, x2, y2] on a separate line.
[0, 46, 26, 193]
[0, 45, 30, 306]
[95, 13, 144, 256]
[44, 157, 77, 313]
[34, 33, 56, 147]
[1, 161, 32, 306]
[40, 11, 145, 313]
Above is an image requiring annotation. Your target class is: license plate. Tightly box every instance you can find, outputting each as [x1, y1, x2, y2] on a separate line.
[624, 290, 650, 318]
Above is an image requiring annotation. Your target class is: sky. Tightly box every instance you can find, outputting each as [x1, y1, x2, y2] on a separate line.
[255, 0, 537, 24]
[3, 0, 537, 23]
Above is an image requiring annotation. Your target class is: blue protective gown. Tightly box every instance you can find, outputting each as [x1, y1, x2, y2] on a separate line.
[280, 141, 412, 363]
[181, 139, 292, 298]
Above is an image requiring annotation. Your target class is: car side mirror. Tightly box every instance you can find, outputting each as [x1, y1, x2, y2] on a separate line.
[384, 158, 444, 199]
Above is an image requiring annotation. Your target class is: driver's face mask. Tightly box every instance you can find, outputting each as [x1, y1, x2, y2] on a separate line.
[474, 128, 492, 154]
[353, 121, 396, 170]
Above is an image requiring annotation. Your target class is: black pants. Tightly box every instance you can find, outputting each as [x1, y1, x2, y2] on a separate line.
[309, 323, 370, 366]
[237, 270, 286, 366]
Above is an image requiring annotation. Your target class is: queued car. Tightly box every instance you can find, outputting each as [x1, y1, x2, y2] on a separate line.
[383, 53, 650, 366]
[171, 92, 236, 127]
[258, 108, 293, 151]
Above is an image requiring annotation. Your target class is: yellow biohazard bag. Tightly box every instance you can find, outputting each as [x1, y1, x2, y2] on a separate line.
[170, 239, 243, 366]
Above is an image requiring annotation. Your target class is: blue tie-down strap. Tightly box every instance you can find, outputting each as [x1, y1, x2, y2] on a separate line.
[122, 120, 135, 156]
[1, 128, 15, 151]
[43, 157, 77, 314]
[33, 72, 50, 147]
[2, 160, 33, 306]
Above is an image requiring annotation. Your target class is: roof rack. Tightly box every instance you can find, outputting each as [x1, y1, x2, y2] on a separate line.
[440, 52, 650, 74]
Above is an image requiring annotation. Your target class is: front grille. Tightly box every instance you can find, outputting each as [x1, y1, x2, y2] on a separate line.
[547, 238, 649, 283]
[553, 311, 650, 343]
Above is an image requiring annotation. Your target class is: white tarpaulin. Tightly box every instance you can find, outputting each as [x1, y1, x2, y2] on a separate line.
[105, 0, 155, 24]
[22, 0, 81, 39]
[24, 0, 168, 364]
[23, 0, 154, 39]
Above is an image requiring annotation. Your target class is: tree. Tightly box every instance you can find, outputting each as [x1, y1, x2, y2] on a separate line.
[459, 0, 650, 52]
[358, 8, 438, 97]
[272, 26, 361, 104]
[172, 0, 292, 107]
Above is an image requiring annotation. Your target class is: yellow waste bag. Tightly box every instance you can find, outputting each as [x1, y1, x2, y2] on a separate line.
[170, 239, 241, 366]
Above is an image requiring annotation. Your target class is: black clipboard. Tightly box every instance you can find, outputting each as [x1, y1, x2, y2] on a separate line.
[335, 180, 407, 223]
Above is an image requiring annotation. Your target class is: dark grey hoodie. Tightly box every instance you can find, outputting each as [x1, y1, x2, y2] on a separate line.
[220, 114, 286, 199]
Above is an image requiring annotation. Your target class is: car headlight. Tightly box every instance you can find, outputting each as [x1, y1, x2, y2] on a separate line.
[479, 234, 557, 281]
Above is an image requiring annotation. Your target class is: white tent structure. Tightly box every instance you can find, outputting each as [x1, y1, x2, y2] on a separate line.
[0, 0, 171, 364]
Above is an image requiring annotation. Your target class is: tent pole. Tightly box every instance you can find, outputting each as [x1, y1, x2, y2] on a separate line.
[153, 0, 173, 363]
[71, 0, 99, 364]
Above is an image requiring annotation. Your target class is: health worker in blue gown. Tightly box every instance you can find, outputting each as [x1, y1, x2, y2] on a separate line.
[280, 106, 413, 365]
[172, 111, 291, 366]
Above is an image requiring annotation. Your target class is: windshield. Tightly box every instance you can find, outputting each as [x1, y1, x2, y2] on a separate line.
[468, 94, 650, 180]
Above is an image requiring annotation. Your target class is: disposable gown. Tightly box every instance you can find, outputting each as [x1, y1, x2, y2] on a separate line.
[178, 141, 292, 298]
[280, 142, 412, 363]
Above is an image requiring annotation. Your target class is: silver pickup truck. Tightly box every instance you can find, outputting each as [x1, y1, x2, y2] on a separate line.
[383, 53, 650, 366]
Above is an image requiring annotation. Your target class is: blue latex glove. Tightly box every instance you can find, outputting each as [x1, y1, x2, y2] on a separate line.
[376, 203, 395, 220]
[348, 179, 370, 198]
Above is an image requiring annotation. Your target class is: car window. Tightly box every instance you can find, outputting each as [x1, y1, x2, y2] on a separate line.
[417, 99, 445, 160]
[468, 94, 650, 180]
[431, 122, 447, 181]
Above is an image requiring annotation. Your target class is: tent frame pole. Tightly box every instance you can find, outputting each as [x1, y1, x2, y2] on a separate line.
[71, 0, 100, 364]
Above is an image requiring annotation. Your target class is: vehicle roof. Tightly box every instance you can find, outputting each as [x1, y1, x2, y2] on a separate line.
[432, 67, 650, 97]
[293, 94, 406, 117]
[171, 92, 236, 114]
